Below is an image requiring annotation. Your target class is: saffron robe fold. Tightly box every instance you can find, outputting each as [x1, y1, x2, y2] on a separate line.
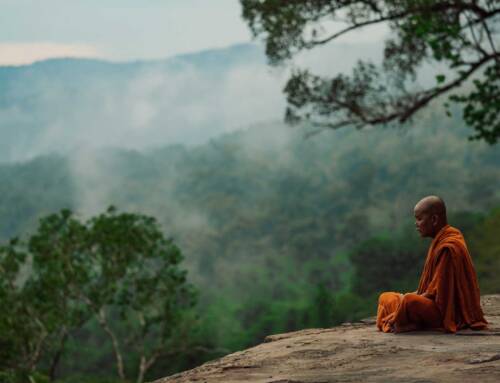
[377, 292, 442, 332]
[377, 225, 488, 333]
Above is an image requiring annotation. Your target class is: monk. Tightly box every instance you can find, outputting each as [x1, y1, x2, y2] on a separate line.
[377, 196, 488, 333]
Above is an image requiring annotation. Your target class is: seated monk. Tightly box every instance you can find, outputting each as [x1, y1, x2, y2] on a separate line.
[377, 196, 488, 333]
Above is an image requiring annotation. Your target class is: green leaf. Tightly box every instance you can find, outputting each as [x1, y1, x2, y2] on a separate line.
[436, 74, 446, 84]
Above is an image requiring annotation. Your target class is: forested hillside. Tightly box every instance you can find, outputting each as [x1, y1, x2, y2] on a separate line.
[1, 105, 499, 381]
[0, 43, 286, 163]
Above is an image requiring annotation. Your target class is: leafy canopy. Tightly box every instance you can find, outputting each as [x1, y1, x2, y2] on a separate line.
[241, 0, 500, 143]
[0, 207, 196, 383]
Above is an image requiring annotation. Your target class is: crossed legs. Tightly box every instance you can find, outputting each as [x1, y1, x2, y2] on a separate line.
[377, 292, 442, 333]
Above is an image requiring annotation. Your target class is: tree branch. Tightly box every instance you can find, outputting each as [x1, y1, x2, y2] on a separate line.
[49, 327, 68, 381]
[397, 53, 499, 123]
[481, 17, 499, 60]
[462, 11, 491, 58]
[304, 52, 499, 129]
[304, 3, 499, 50]
[305, 14, 404, 47]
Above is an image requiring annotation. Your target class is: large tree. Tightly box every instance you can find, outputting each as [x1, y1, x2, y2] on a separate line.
[241, 0, 500, 143]
[0, 207, 196, 383]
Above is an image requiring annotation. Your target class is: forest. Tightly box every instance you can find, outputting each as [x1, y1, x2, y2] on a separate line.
[2, 1, 499, 382]
[1, 101, 499, 382]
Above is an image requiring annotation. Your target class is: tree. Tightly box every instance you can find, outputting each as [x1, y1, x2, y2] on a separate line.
[27, 210, 92, 381]
[241, 0, 500, 143]
[0, 207, 196, 383]
[83, 208, 197, 383]
[0, 238, 54, 381]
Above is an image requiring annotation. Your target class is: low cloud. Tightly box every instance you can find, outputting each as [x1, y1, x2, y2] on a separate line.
[0, 41, 397, 165]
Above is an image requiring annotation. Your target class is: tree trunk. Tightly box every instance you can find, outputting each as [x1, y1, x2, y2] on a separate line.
[49, 328, 68, 381]
[136, 352, 160, 383]
[137, 356, 147, 383]
[27, 332, 48, 372]
[98, 308, 126, 380]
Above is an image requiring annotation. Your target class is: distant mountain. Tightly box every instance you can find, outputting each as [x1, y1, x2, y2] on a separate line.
[0, 43, 286, 162]
[0, 43, 266, 79]
[0, 41, 388, 163]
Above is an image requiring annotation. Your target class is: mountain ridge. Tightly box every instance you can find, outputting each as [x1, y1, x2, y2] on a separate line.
[0, 42, 284, 162]
[0, 42, 264, 70]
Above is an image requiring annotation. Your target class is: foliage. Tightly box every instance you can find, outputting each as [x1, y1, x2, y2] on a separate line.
[469, 208, 500, 293]
[0, 113, 499, 381]
[0, 237, 68, 379]
[0, 371, 50, 383]
[0, 208, 196, 383]
[241, 0, 500, 143]
[350, 227, 427, 296]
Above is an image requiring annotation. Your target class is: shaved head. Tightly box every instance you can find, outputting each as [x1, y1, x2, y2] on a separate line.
[414, 196, 447, 219]
[414, 196, 448, 238]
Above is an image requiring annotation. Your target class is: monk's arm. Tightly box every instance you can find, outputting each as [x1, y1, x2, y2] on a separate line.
[420, 249, 454, 301]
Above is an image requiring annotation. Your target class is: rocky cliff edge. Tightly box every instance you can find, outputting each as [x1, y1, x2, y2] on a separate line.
[153, 295, 500, 383]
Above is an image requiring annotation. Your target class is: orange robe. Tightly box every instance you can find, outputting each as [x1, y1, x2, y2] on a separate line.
[377, 225, 488, 333]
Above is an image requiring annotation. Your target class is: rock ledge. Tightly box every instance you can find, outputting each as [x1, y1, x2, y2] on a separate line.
[153, 295, 500, 383]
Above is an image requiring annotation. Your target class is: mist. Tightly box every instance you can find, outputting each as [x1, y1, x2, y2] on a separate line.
[0, 41, 397, 163]
[0, 40, 469, 223]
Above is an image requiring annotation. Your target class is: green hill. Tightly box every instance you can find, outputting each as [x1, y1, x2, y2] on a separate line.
[0, 106, 498, 381]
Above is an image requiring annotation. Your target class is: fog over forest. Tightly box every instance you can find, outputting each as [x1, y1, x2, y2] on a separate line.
[0, 42, 389, 162]
[1, 41, 498, 383]
[1, 40, 449, 217]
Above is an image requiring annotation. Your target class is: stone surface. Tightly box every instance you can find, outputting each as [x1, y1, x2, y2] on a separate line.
[152, 295, 500, 383]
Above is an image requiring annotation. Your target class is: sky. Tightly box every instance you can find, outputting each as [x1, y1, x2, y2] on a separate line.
[0, 0, 393, 163]
[0, 0, 390, 66]
[0, 0, 253, 65]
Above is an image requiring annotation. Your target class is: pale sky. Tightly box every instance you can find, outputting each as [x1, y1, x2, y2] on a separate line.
[0, 0, 253, 65]
[0, 0, 390, 66]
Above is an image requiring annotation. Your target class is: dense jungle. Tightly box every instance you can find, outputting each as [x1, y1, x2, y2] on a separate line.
[1, 106, 498, 382]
